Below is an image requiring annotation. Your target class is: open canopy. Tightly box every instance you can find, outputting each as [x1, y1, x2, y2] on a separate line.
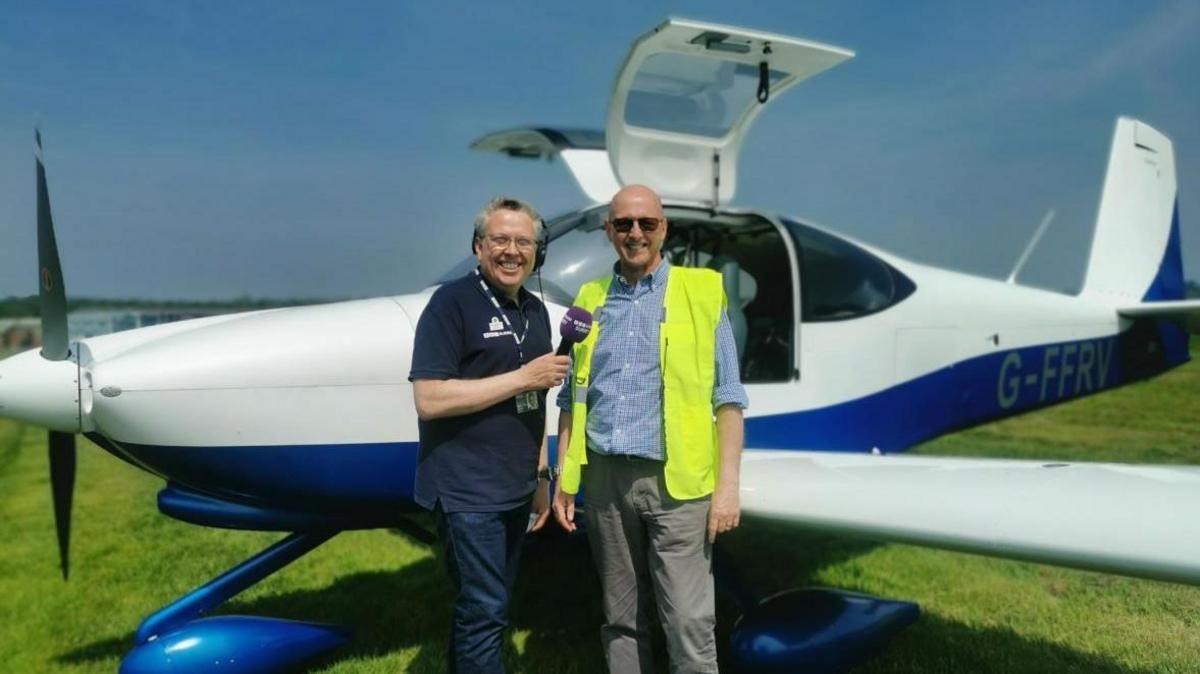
[607, 18, 853, 206]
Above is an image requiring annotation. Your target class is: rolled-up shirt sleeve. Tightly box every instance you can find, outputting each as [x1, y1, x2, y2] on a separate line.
[713, 309, 749, 410]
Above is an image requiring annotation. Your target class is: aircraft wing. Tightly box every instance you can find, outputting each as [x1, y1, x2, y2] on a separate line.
[739, 450, 1200, 585]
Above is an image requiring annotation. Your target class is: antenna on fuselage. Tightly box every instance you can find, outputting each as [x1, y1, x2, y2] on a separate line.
[1006, 209, 1055, 284]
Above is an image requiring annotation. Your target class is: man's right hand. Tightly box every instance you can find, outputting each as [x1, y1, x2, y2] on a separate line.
[522, 353, 569, 391]
[552, 482, 577, 532]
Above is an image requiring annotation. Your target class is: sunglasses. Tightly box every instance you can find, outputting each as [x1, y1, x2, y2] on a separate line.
[609, 217, 662, 233]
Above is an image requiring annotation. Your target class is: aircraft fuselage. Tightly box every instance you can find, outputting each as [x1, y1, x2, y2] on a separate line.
[0, 209, 1187, 518]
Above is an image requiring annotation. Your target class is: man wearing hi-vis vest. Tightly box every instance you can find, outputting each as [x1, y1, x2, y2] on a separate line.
[553, 185, 748, 673]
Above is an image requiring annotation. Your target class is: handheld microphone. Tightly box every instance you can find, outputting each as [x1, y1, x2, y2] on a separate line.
[556, 307, 593, 356]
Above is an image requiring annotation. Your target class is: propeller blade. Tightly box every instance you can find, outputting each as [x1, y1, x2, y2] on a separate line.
[36, 131, 78, 580]
[36, 130, 69, 362]
[48, 430, 76, 580]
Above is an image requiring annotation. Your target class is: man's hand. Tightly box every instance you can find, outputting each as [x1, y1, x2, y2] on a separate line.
[529, 479, 551, 532]
[707, 479, 740, 543]
[552, 482, 577, 532]
[522, 353, 569, 391]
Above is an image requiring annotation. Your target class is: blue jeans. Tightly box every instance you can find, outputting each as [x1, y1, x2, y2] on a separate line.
[435, 502, 530, 674]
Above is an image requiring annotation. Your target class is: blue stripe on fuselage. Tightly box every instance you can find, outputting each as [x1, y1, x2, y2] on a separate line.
[747, 323, 1188, 453]
[103, 438, 422, 515]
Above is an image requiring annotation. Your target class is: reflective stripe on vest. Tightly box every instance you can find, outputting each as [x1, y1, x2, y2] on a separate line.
[561, 266, 724, 499]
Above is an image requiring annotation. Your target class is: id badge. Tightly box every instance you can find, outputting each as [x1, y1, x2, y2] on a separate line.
[516, 390, 539, 414]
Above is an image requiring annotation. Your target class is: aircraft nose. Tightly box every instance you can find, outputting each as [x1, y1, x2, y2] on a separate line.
[0, 348, 81, 433]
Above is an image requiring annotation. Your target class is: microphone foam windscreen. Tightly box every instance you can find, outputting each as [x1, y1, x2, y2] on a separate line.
[560, 307, 594, 343]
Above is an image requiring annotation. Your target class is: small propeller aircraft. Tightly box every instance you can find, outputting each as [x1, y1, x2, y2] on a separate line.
[2, 17, 1198, 674]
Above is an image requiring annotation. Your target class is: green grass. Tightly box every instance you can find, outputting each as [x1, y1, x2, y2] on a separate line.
[0, 341, 1198, 672]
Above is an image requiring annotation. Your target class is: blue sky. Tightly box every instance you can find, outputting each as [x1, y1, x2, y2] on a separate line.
[1, 1, 1197, 300]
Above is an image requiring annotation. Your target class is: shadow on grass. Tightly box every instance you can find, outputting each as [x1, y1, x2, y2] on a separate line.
[53, 522, 1153, 673]
[852, 612, 1148, 674]
[717, 517, 883, 597]
[55, 636, 128, 665]
[53, 560, 453, 671]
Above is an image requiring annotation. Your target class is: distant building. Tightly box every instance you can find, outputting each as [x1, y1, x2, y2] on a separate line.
[0, 318, 41, 350]
[1, 308, 236, 352]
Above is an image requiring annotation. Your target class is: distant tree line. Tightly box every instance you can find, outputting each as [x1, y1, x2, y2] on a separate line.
[0, 295, 338, 319]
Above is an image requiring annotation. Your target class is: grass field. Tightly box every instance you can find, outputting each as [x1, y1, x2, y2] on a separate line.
[0, 341, 1198, 673]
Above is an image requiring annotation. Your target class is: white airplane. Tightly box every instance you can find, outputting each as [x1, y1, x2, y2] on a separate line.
[2, 18, 1199, 674]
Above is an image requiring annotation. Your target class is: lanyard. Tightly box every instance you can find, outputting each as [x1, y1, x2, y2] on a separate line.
[474, 268, 530, 363]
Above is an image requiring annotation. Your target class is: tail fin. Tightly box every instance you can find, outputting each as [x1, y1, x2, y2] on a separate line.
[1081, 118, 1184, 303]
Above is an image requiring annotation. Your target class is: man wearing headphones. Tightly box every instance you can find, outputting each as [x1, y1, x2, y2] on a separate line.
[410, 197, 568, 673]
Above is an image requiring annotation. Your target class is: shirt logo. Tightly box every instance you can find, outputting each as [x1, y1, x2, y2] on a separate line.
[483, 315, 513, 339]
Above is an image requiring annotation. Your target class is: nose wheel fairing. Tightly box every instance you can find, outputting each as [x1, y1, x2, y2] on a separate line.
[120, 531, 348, 674]
[120, 616, 349, 674]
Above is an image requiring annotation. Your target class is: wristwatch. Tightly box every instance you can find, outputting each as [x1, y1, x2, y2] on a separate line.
[537, 465, 559, 482]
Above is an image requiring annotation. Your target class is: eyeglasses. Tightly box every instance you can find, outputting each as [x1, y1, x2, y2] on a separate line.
[609, 217, 662, 233]
[479, 234, 537, 251]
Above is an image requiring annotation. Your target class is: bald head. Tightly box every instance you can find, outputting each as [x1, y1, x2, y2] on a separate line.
[609, 184, 663, 218]
[606, 184, 668, 284]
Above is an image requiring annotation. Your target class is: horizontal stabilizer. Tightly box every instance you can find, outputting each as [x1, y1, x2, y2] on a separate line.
[470, 127, 605, 156]
[1117, 299, 1200, 319]
[740, 450, 1200, 586]
[470, 127, 617, 203]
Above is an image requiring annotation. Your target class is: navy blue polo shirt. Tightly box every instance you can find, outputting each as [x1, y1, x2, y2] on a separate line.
[409, 269, 552, 513]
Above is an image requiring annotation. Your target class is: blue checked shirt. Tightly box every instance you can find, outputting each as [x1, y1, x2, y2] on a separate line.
[555, 260, 749, 460]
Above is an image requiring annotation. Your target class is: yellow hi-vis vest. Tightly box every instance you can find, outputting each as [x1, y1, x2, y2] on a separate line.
[561, 266, 725, 500]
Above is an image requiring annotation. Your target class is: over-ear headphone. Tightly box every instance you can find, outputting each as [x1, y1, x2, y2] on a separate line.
[471, 220, 548, 272]
[534, 222, 547, 271]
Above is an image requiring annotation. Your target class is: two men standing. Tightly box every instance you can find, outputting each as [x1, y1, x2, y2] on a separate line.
[411, 185, 746, 673]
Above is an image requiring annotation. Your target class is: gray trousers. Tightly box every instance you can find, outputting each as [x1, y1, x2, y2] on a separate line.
[584, 451, 718, 674]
